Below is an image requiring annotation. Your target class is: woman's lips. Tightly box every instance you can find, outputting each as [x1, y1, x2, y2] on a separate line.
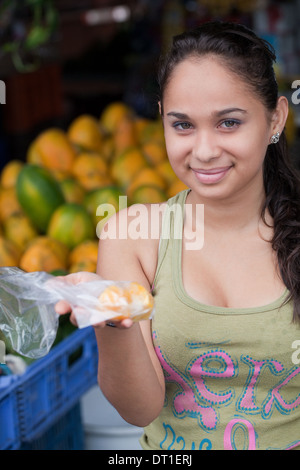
[191, 165, 233, 184]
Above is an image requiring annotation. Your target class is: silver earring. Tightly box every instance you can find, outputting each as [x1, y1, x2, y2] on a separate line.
[270, 131, 280, 144]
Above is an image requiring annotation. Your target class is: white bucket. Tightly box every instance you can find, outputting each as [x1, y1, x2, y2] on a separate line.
[80, 385, 143, 450]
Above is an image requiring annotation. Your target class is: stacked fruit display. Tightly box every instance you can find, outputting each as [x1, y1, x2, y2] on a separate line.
[0, 102, 187, 273]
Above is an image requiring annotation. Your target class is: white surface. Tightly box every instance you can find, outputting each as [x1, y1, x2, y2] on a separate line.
[80, 385, 143, 450]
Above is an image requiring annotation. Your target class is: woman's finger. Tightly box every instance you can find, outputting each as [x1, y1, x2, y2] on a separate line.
[55, 299, 72, 315]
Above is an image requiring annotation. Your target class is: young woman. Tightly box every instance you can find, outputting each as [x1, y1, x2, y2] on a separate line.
[56, 21, 300, 450]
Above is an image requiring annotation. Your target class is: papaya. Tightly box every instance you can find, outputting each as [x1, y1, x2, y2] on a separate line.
[60, 178, 86, 204]
[0, 237, 21, 267]
[83, 185, 125, 226]
[131, 184, 167, 204]
[126, 167, 167, 200]
[0, 187, 23, 222]
[167, 178, 189, 198]
[69, 259, 97, 274]
[0, 159, 24, 189]
[72, 152, 111, 191]
[27, 128, 77, 176]
[67, 114, 104, 152]
[16, 164, 65, 232]
[113, 116, 138, 154]
[19, 236, 69, 272]
[142, 141, 168, 166]
[4, 212, 38, 251]
[110, 147, 148, 189]
[47, 203, 95, 249]
[69, 239, 99, 266]
[100, 102, 134, 135]
[156, 160, 178, 187]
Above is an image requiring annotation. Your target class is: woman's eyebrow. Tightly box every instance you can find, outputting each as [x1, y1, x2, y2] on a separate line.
[166, 108, 247, 120]
[214, 107, 247, 117]
[166, 111, 190, 119]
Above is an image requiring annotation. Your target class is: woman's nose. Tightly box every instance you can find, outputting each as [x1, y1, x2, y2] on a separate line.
[192, 130, 221, 163]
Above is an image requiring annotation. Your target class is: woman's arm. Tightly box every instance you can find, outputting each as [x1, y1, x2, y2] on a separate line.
[93, 206, 165, 427]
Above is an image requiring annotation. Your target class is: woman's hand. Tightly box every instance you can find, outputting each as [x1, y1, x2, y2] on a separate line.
[53, 271, 133, 329]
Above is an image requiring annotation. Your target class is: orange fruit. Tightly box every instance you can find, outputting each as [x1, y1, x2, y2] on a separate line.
[4, 212, 38, 252]
[97, 282, 154, 321]
[72, 152, 111, 191]
[126, 167, 167, 199]
[100, 102, 134, 135]
[110, 147, 148, 189]
[0, 187, 23, 222]
[47, 203, 95, 250]
[19, 236, 69, 272]
[131, 184, 167, 204]
[0, 160, 24, 189]
[27, 128, 77, 176]
[68, 114, 104, 152]
[0, 236, 21, 267]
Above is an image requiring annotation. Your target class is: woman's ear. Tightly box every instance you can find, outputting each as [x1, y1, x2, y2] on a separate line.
[158, 101, 163, 117]
[271, 95, 289, 135]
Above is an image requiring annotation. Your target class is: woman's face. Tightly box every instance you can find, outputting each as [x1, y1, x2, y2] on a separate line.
[162, 56, 277, 203]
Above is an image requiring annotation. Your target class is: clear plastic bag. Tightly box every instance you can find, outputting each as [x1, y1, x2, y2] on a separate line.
[0, 267, 154, 358]
[0, 267, 59, 358]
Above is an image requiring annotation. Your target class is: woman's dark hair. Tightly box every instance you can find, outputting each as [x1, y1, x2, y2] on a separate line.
[158, 21, 300, 323]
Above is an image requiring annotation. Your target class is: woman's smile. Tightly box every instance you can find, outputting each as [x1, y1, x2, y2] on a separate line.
[190, 165, 233, 184]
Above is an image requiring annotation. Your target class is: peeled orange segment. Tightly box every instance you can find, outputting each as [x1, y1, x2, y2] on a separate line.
[97, 282, 154, 322]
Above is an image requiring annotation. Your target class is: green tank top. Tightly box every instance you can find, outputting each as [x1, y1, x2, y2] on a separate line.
[140, 189, 300, 450]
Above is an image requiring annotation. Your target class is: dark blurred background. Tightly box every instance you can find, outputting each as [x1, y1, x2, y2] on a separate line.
[0, 0, 299, 170]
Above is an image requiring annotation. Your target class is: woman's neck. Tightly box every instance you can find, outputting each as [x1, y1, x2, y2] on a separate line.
[186, 184, 269, 235]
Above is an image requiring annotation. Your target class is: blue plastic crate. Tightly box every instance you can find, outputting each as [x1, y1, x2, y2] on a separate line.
[19, 403, 84, 450]
[0, 375, 21, 450]
[17, 326, 98, 441]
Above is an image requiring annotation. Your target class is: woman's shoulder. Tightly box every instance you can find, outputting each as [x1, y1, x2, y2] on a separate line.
[97, 202, 168, 288]
[99, 201, 167, 243]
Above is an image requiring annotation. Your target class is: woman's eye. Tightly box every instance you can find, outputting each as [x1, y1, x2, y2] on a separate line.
[173, 122, 192, 130]
[220, 119, 240, 129]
